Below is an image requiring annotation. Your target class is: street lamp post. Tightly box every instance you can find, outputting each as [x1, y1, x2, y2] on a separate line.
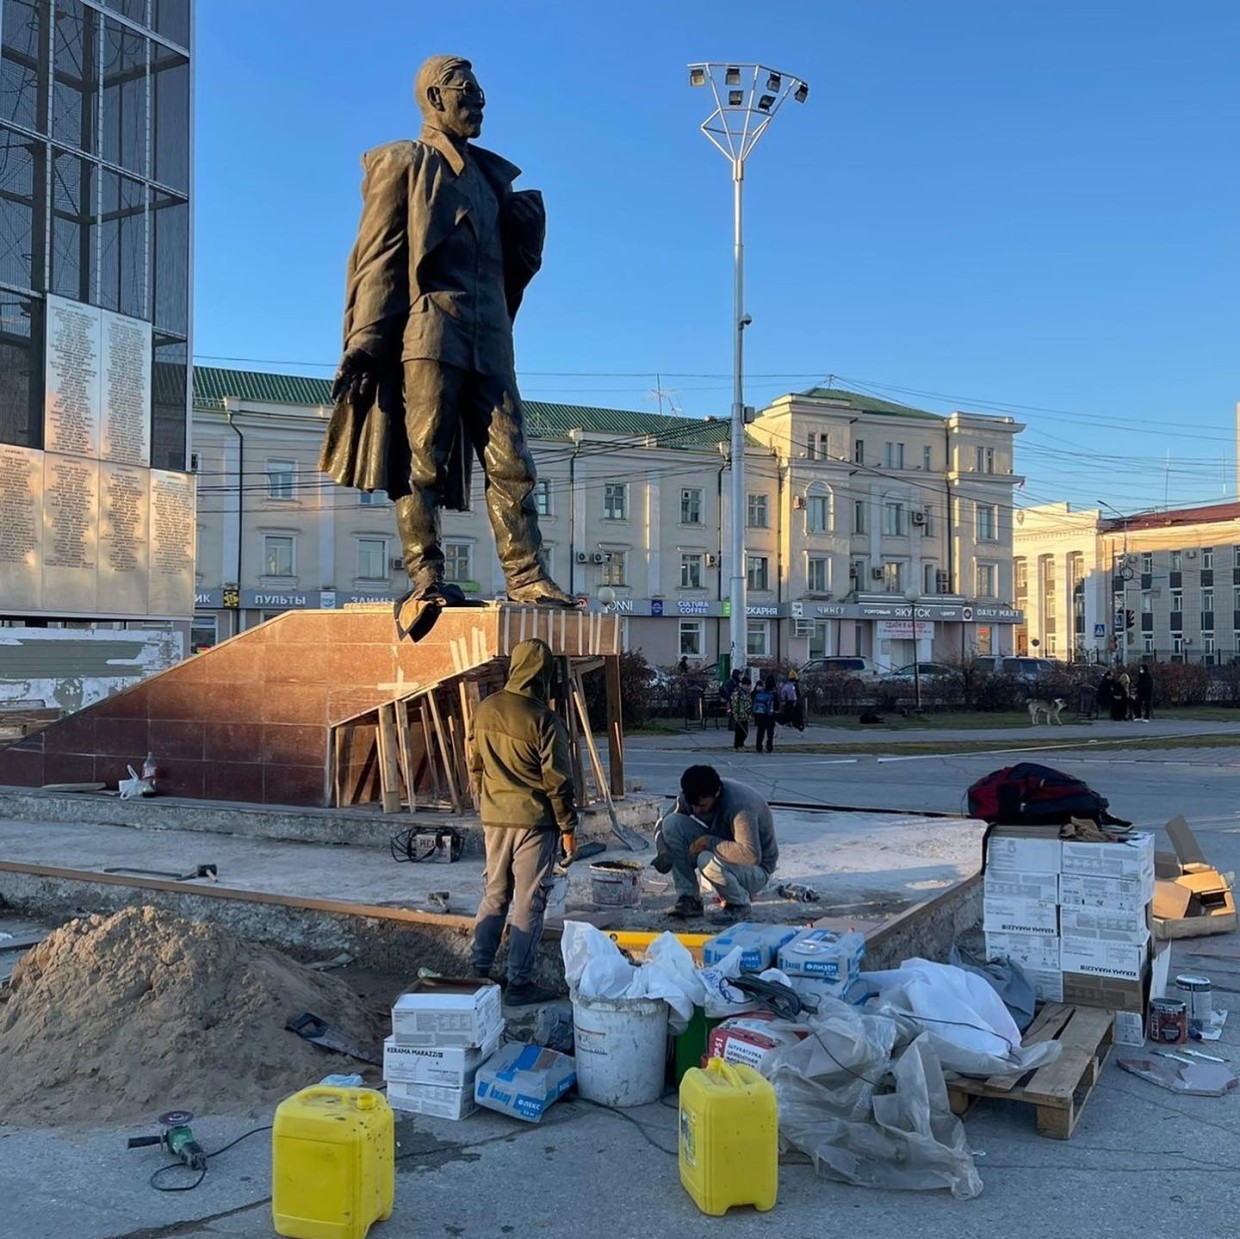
[905, 588, 923, 713]
[688, 63, 809, 675]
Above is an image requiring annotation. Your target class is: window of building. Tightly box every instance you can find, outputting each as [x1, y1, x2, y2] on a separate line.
[922, 445, 933, 472]
[975, 446, 995, 473]
[853, 439, 865, 464]
[977, 563, 997, 596]
[680, 553, 703, 589]
[1143, 634, 1155, 655]
[919, 505, 935, 536]
[923, 562, 939, 594]
[603, 483, 627, 520]
[190, 613, 217, 653]
[1142, 551, 1154, 572]
[1234, 546, 1240, 569]
[267, 459, 295, 500]
[602, 551, 627, 586]
[976, 503, 997, 541]
[746, 555, 769, 591]
[884, 442, 905, 469]
[1014, 557, 1028, 596]
[359, 490, 385, 506]
[807, 492, 830, 532]
[1142, 591, 1153, 612]
[680, 487, 702, 524]
[852, 499, 867, 534]
[1172, 632, 1184, 657]
[883, 501, 906, 536]
[444, 543, 471, 583]
[1171, 588, 1183, 611]
[882, 561, 904, 593]
[1203, 632, 1216, 659]
[746, 619, 770, 658]
[356, 537, 387, 580]
[678, 620, 704, 657]
[534, 480, 552, 516]
[808, 431, 830, 460]
[263, 535, 294, 576]
[1171, 549, 1183, 570]
[1202, 586, 1214, 613]
[1203, 547, 1214, 569]
[747, 493, 769, 528]
[807, 556, 829, 594]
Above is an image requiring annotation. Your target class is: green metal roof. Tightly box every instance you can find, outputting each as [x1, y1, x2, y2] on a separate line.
[797, 386, 944, 421]
[192, 366, 733, 452]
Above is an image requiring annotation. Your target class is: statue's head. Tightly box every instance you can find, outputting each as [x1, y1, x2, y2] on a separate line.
[415, 55, 484, 140]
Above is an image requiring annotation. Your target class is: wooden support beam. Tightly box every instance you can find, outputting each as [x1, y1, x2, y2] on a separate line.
[604, 655, 625, 798]
[458, 679, 481, 809]
[376, 704, 403, 814]
[394, 698, 415, 814]
[418, 700, 445, 802]
[426, 690, 463, 814]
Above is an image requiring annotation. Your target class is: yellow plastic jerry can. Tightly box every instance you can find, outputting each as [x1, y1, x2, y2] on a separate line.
[678, 1057, 778, 1216]
[272, 1085, 395, 1239]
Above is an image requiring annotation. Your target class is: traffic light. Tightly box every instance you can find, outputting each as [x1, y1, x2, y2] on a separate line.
[1125, 609, 1135, 631]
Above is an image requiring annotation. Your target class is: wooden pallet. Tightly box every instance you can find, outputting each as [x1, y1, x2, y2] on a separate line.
[947, 1003, 1114, 1140]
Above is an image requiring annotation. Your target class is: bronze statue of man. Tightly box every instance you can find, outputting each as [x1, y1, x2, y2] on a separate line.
[320, 54, 574, 608]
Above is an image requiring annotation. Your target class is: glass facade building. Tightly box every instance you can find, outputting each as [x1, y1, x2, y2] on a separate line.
[0, 0, 191, 469]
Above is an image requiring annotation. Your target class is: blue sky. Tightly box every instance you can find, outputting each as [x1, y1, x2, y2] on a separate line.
[194, 1, 1240, 514]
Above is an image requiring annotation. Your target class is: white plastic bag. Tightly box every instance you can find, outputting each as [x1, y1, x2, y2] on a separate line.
[117, 764, 155, 800]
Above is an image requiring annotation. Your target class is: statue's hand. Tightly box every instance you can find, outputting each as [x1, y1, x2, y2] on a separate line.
[331, 347, 379, 404]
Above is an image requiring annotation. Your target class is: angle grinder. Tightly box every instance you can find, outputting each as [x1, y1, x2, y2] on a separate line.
[127, 1109, 207, 1171]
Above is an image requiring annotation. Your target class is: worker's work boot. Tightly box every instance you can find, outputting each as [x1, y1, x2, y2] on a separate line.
[666, 895, 704, 920]
[505, 577, 578, 608]
[505, 982, 560, 1007]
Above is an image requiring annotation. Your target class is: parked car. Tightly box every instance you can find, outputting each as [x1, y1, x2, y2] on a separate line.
[885, 662, 959, 680]
[800, 656, 884, 677]
[973, 656, 1059, 682]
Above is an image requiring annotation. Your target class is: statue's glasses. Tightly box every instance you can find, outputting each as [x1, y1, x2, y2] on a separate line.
[439, 84, 486, 106]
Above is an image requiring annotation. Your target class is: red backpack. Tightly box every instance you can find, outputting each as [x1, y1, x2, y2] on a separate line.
[966, 762, 1129, 828]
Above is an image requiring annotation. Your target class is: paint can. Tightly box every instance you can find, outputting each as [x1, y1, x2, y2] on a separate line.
[589, 859, 644, 908]
[1148, 998, 1188, 1045]
[1174, 974, 1213, 1028]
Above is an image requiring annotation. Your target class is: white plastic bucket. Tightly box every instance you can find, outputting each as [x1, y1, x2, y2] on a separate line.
[588, 860, 644, 908]
[571, 992, 668, 1107]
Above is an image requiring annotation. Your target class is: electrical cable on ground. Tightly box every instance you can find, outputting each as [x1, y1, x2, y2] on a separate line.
[147, 1124, 273, 1193]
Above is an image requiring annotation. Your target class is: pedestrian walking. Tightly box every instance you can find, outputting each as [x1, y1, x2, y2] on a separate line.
[1111, 672, 1133, 721]
[753, 675, 777, 753]
[1136, 664, 1154, 721]
[779, 669, 804, 730]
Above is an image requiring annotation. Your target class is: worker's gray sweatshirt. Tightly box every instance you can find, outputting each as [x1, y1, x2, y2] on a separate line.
[677, 778, 779, 873]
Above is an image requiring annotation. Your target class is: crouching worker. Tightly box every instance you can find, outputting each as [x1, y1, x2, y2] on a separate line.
[653, 764, 778, 925]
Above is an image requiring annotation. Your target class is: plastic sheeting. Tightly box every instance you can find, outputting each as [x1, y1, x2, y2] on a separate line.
[763, 995, 984, 1200]
[948, 944, 1037, 1032]
[860, 959, 1060, 1077]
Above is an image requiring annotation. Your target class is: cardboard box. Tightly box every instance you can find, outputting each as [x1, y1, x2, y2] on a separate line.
[1060, 931, 1150, 983]
[1058, 872, 1147, 912]
[1062, 969, 1145, 1011]
[1060, 834, 1155, 893]
[706, 1012, 807, 1070]
[383, 1031, 502, 1087]
[1028, 969, 1064, 1003]
[1113, 1011, 1146, 1047]
[391, 978, 504, 1048]
[474, 1042, 576, 1123]
[982, 896, 1059, 936]
[983, 871, 1060, 904]
[1152, 816, 1238, 939]
[777, 928, 866, 980]
[985, 828, 1062, 876]
[1059, 903, 1152, 944]
[984, 931, 1061, 974]
[387, 1080, 476, 1120]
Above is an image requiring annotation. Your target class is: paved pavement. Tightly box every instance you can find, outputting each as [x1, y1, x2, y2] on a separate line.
[5, 718, 1240, 1237]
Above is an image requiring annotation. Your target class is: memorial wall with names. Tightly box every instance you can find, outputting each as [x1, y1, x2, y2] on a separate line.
[0, 296, 195, 619]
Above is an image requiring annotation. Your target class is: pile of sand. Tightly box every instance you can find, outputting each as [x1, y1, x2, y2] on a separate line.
[0, 905, 387, 1126]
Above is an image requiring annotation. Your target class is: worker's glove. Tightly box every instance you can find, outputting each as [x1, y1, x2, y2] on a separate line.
[689, 835, 712, 858]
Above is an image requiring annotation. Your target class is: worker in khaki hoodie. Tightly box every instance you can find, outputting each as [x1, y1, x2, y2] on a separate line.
[469, 637, 578, 1005]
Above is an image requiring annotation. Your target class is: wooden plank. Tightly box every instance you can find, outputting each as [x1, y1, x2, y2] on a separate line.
[394, 699, 415, 815]
[558, 656, 588, 804]
[419, 700, 445, 802]
[604, 654, 625, 799]
[426, 690, 462, 814]
[459, 679, 481, 810]
[964, 1004, 1074, 1094]
[376, 704, 403, 814]
[1018, 1009, 1114, 1103]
